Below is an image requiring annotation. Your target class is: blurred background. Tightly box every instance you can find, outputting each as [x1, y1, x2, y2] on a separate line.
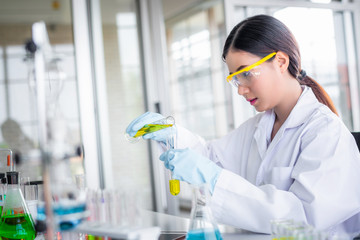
[0, 0, 359, 217]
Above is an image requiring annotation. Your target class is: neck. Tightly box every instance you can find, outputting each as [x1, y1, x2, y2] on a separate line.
[274, 79, 302, 124]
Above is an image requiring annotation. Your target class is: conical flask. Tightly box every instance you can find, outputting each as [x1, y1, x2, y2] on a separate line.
[186, 184, 223, 240]
[0, 171, 36, 240]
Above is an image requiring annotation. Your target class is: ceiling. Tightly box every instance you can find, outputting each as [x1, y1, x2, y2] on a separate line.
[0, 0, 72, 24]
[0, 0, 205, 25]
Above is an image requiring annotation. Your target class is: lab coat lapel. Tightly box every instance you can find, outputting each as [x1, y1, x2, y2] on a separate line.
[254, 86, 319, 186]
[254, 110, 274, 159]
[250, 111, 275, 185]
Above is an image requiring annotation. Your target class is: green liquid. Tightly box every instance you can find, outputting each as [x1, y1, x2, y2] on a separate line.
[0, 213, 36, 240]
[134, 124, 173, 138]
[87, 235, 105, 240]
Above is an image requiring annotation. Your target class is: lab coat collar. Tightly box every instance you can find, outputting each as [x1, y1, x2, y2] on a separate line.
[255, 85, 319, 130]
[254, 85, 320, 157]
[282, 85, 320, 129]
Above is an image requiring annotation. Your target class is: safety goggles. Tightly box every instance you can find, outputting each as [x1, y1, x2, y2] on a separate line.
[226, 52, 277, 88]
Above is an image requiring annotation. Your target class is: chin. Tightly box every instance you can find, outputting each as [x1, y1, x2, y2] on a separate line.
[254, 105, 269, 113]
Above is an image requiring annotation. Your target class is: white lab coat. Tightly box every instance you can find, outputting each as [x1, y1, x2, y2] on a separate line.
[175, 86, 360, 235]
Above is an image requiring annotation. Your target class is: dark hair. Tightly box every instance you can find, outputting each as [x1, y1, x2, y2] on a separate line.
[222, 14, 338, 115]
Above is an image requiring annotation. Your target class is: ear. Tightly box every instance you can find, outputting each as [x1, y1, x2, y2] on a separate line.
[274, 51, 289, 74]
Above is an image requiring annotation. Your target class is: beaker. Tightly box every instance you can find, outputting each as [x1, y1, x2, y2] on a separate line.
[186, 184, 222, 240]
[125, 116, 175, 143]
[166, 131, 180, 196]
[0, 171, 36, 240]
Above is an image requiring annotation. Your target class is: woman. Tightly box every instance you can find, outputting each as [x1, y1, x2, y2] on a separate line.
[126, 15, 360, 235]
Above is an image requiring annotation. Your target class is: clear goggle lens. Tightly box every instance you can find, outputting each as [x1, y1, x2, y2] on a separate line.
[229, 68, 261, 88]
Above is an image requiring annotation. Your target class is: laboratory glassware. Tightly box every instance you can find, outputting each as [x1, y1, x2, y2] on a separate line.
[0, 173, 6, 216]
[49, 158, 87, 231]
[186, 184, 223, 240]
[0, 149, 14, 172]
[270, 219, 294, 240]
[125, 116, 175, 143]
[0, 171, 36, 240]
[166, 130, 180, 196]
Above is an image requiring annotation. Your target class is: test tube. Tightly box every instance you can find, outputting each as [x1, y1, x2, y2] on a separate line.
[166, 129, 180, 196]
[125, 116, 175, 143]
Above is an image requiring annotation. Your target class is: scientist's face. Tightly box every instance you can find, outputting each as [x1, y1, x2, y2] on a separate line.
[225, 50, 285, 112]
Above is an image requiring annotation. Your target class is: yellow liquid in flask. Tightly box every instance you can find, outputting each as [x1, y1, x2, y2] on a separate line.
[134, 124, 173, 138]
[169, 179, 180, 196]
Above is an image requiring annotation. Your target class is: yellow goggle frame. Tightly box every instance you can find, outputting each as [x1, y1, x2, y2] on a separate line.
[226, 52, 277, 83]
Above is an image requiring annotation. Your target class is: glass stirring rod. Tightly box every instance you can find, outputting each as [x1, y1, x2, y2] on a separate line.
[166, 129, 180, 196]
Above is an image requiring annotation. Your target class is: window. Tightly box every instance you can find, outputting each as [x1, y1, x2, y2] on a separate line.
[166, 2, 228, 207]
[99, 0, 153, 210]
[167, 3, 229, 140]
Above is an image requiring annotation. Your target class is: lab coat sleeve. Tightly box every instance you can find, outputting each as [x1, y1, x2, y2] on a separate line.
[210, 113, 360, 234]
[211, 169, 307, 234]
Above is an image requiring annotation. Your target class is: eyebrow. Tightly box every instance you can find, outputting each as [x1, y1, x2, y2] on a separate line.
[229, 65, 247, 75]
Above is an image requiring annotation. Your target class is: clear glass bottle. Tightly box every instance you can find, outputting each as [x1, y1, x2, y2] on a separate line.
[0, 171, 36, 240]
[186, 184, 223, 240]
[125, 116, 175, 143]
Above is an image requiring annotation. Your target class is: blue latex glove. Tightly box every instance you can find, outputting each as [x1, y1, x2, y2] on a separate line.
[159, 148, 222, 193]
[126, 111, 176, 143]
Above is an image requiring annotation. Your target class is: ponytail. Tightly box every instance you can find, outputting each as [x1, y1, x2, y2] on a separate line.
[298, 70, 339, 116]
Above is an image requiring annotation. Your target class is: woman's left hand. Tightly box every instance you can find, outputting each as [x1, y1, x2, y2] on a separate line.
[159, 148, 222, 193]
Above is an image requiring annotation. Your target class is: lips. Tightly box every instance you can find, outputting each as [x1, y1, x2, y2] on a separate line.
[247, 98, 258, 105]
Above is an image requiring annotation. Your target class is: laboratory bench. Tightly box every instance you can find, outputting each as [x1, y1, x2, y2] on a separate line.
[74, 209, 271, 240]
[142, 210, 271, 240]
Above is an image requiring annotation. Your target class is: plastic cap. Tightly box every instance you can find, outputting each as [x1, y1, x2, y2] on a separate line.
[6, 171, 19, 184]
[0, 173, 5, 185]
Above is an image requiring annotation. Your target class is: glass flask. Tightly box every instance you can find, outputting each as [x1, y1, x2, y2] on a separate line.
[0, 171, 36, 240]
[125, 116, 175, 143]
[186, 184, 223, 240]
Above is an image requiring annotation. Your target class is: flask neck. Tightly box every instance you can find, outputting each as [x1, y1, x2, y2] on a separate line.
[190, 184, 212, 221]
[7, 183, 20, 190]
[188, 184, 221, 238]
[192, 184, 209, 206]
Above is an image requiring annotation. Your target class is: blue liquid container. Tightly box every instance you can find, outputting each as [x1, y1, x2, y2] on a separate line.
[186, 228, 223, 240]
[186, 184, 223, 240]
[37, 202, 87, 231]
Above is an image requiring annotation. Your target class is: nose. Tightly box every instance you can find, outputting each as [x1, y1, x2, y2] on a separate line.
[237, 85, 249, 96]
